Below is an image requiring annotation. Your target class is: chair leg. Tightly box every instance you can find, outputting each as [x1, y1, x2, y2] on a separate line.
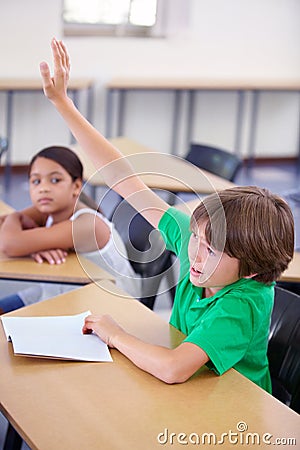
[3, 423, 23, 450]
[139, 296, 156, 310]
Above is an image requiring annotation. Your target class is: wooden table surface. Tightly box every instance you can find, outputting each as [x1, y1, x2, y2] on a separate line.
[0, 78, 94, 91]
[0, 200, 14, 215]
[72, 137, 235, 194]
[0, 251, 114, 285]
[107, 77, 300, 91]
[0, 280, 299, 450]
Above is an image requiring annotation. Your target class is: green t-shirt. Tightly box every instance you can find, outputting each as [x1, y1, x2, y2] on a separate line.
[158, 207, 273, 392]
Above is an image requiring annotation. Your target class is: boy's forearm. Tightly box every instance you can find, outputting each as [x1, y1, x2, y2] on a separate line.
[51, 96, 168, 227]
[113, 332, 176, 382]
[112, 332, 187, 384]
[51, 96, 136, 189]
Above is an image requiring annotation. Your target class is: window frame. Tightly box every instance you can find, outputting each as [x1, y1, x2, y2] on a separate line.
[62, 0, 166, 38]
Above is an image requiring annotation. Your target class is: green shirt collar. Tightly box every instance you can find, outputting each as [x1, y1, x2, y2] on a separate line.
[191, 277, 267, 309]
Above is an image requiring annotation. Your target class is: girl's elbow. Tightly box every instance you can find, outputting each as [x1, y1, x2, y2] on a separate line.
[0, 241, 9, 255]
[0, 241, 21, 257]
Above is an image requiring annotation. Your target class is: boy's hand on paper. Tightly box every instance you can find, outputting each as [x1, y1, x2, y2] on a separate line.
[31, 249, 68, 264]
[82, 314, 125, 348]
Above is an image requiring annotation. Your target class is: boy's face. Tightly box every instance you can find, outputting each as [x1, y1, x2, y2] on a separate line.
[188, 220, 240, 295]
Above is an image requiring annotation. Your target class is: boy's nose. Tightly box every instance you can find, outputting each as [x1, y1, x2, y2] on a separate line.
[194, 247, 203, 263]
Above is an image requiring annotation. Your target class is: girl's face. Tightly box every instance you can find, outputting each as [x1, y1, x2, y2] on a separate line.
[188, 219, 240, 296]
[29, 157, 81, 217]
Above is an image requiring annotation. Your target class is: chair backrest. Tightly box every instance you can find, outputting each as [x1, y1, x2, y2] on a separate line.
[111, 199, 175, 309]
[185, 143, 242, 182]
[268, 286, 300, 414]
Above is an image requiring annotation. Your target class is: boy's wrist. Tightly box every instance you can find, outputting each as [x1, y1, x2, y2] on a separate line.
[52, 95, 73, 111]
[109, 329, 126, 349]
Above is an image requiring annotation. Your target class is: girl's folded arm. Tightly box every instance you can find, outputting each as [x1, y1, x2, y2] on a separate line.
[0, 217, 74, 256]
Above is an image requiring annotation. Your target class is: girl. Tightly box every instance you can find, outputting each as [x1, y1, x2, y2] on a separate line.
[38, 39, 294, 388]
[0, 146, 139, 313]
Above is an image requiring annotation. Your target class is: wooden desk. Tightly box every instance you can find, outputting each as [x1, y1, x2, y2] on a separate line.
[72, 136, 234, 196]
[1, 280, 299, 449]
[0, 200, 14, 215]
[0, 78, 95, 189]
[0, 252, 113, 285]
[106, 77, 300, 160]
[280, 251, 300, 283]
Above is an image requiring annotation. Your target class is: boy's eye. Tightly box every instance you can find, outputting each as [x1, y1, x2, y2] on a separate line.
[207, 247, 216, 256]
[31, 179, 40, 185]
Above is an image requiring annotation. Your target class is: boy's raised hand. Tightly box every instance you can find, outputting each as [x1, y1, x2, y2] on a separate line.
[39, 38, 70, 104]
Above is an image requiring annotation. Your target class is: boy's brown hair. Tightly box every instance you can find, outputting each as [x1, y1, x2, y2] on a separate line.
[191, 186, 294, 283]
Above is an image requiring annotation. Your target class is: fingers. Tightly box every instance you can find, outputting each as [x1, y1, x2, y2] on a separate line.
[40, 38, 70, 102]
[31, 253, 44, 264]
[52, 38, 70, 78]
[59, 40, 71, 79]
[82, 314, 107, 334]
[82, 314, 100, 334]
[39, 61, 51, 82]
[32, 249, 67, 264]
[39, 61, 53, 97]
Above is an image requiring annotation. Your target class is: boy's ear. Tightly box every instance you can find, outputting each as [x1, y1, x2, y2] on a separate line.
[243, 273, 258, 279]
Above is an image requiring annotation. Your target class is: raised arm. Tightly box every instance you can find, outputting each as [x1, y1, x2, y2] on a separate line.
[39, 39, 169, 229]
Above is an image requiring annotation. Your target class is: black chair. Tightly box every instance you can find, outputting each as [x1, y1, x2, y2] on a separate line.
[3, 423, 22, 450]
[268, 286, 300, 414]
[185, 142, 243, 182]
[111, 199, 176, 310]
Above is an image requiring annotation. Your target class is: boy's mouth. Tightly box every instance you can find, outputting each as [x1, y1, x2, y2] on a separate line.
[190, 266, 203, 277]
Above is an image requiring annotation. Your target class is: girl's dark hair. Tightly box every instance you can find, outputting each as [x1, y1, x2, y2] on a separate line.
[29, 146, 83, 181]
[29, 146, 102, 213]
[191, 186, 295, 283]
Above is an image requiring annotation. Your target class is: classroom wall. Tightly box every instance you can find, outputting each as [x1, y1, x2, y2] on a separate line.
[0, 0, 299, 164]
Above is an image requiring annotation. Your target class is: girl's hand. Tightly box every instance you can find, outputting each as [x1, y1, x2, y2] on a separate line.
[39, 38, 70, 104]
[19, 214, 38, 230]
[82, 314, 125, 348]
[31, 249, 67, 264]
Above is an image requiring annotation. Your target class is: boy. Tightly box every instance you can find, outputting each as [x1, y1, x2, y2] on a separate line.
[39, 39, 294, 388]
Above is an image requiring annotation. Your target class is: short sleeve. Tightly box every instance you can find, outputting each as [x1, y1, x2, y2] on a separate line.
[158, 207, 191, 257]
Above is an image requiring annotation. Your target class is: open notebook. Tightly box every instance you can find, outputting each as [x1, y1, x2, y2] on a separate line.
[1, 310, 112, 362]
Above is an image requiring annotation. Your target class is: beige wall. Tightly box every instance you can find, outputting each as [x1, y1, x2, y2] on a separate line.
[0, 0, 299, 163]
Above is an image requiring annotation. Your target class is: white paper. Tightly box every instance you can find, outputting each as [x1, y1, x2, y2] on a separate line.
[1, 310, 112, 362]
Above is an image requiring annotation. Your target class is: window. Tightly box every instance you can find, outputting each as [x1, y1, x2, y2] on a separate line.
[63, 0, 162, 37]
